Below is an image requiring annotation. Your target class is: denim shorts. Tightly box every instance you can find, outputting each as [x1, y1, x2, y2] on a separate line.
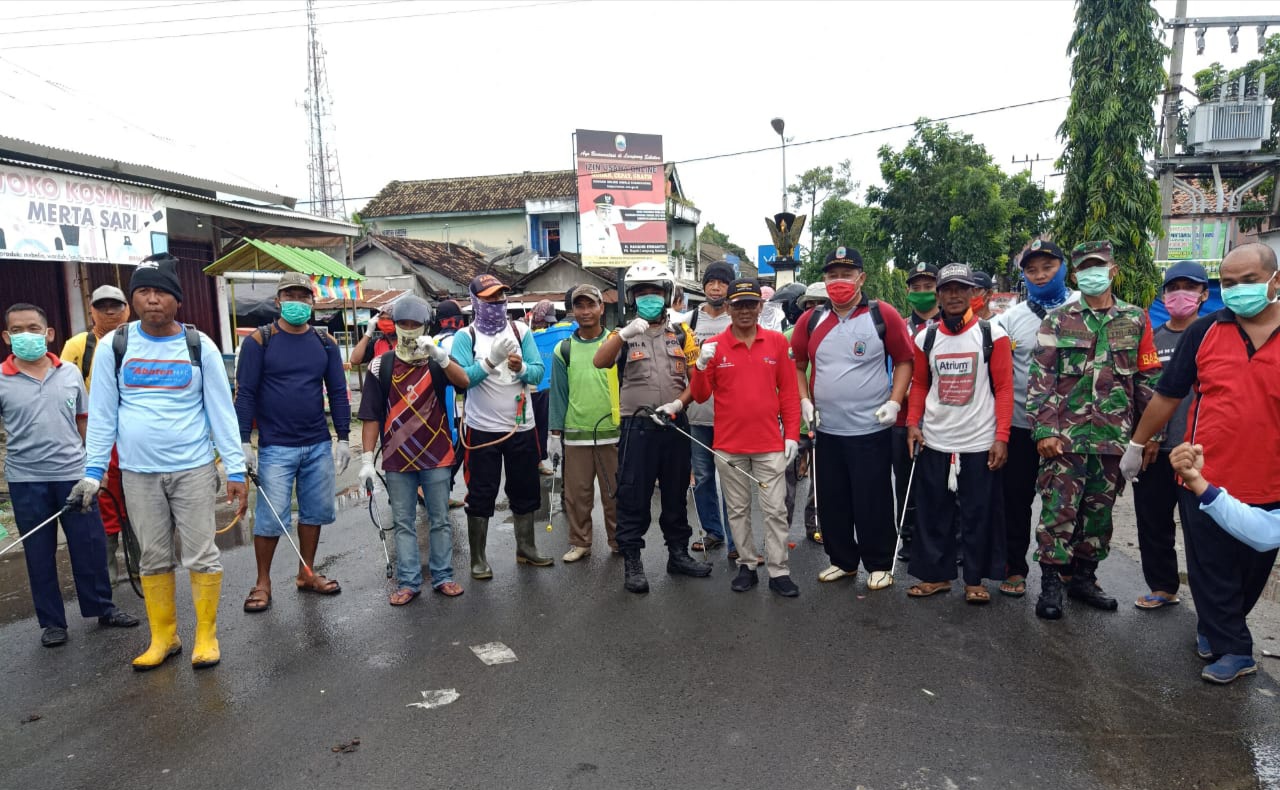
[253, 441, 336, 536]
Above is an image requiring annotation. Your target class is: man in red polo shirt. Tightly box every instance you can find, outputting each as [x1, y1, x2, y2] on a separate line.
[691, 278, 801, 597]
[1127, 243, 1280, 685]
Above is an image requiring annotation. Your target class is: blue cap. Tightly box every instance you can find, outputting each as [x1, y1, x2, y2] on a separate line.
[1163, 261, 1209, 287]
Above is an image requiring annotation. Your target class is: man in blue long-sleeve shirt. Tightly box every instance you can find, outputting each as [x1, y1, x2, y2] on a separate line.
[74, 254, 246, 672]
[234, 272, 351, 613]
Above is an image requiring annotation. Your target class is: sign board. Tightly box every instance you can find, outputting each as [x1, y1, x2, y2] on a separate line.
[756, 245, 803, 276]
[575, 129, 666, 268]
[0, 162, 167, 264]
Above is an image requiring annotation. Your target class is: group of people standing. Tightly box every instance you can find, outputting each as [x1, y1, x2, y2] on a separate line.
[3, 238, 1278, 687]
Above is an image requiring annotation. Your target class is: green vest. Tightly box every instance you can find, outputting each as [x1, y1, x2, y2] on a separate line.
[555, 332, 620, 443]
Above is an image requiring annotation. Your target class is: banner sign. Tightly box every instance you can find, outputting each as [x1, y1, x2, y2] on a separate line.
[576, 129, 666, 268]
[0, 163, 167, 265]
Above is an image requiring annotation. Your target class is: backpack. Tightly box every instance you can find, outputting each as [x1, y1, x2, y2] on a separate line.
[371, 350, 449, 435]
[113, 321, 203, 383]
[920, 319, 995, 391]
[255, 322, 333, 352]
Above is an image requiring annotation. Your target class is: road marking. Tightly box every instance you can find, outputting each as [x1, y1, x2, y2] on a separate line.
[407, 689, 460, 709]
[470, 642, 517, 665]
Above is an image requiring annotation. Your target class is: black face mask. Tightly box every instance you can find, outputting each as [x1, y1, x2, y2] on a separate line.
[942, 312, 967, 333]
[706, 297, 725, 308]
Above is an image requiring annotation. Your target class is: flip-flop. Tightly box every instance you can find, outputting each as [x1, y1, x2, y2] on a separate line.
[243, 586, 271, 613]
[1135, 592, 1180, 610]
[433, 581, 464, 597]
[907, 582, 952, 597]
[999, 577, 1027, 597]
[389, 588, 420, 606]
[965, 586, 991, 604]
[296, 575, 342, 595]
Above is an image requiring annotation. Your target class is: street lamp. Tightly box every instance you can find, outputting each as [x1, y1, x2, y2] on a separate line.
[771, 117, 786, 213]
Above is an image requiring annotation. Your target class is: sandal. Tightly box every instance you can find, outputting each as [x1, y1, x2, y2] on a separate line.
[998, 576, 1026, 597]
[691, 537, 724, 552]
[389, 588, 420, 606]
[965, 586, 991, 604]
[907, 581, 952, 597]
[296, 574, 341, 595]
[1135, 591, 1180, 610]
[434, 581, 464, 597]
[243, 586, 271, 613]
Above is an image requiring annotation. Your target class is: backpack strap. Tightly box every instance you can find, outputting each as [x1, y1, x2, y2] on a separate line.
[257, 323, 273, 351]
[922, 324, 939, 360]
[868, 300, 886, 342]
[112, 322, 131, 380]
[81, 332, 97, 381]
[806, 306, 824, 336]
[183, 324, 202, 368]
[375, 350, 396, 404]
[689, 307, 699, 330]
[312, 326, 332, 349]
[558, 337, 573, 368]
[1028, 301, 1047, 320]
[979, 318, 992, 364]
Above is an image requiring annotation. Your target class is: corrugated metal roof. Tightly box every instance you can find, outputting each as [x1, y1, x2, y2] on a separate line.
[362, 170, 576, 218]
[204, 239, 364, 279]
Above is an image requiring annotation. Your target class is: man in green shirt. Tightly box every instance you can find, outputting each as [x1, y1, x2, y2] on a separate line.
[549, 285, 621, 561]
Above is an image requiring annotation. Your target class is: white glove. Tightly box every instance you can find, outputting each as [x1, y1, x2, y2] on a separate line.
[784, 439, 799, 463]
[419, 338, 451, 367]
[241, 441, 256, 474]
[1120, 440, 1145, 482]
[334, 441, 352, 476]
[651, 399, 684, 426]
[619, 317, 650, 341]
[547, 434, 563, 462]
[696, 341, 718, 370]
[66, 478, 101, 513]
[486, 337, 512, 368]
[874, 400, 901, 426]
[357, 451, 377, 492]
[801, 398, 816, 427]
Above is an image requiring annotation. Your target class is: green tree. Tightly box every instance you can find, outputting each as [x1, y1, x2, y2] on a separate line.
[787, 160, 854, 263]
[799, 197, 904, 309]
[1002, 171, 1055, 282]
[1053, 0, 1166, 306]
[867, 121, 1041, 275]
[698, 222, 751, 262]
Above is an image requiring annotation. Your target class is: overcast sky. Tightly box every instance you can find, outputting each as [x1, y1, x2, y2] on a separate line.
[1, 0, 1274, 260]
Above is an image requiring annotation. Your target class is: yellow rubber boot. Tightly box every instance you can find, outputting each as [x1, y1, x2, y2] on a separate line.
[132, 573, 182, 672]
[189, 570, 223, 669]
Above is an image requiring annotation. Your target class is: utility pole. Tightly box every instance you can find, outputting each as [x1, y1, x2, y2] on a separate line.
[1156, 0, 1188, 262]
[304, 0, 347, 221]
[1011, 154, 1053, 175]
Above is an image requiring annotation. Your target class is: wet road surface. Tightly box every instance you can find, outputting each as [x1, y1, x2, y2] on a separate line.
[2, 480, 1278, 790]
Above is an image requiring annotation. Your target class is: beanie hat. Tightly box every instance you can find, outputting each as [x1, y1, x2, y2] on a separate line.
[129, 254, 183, 302]
[435, 299, 465, 330]
[702, 261, 735, 286]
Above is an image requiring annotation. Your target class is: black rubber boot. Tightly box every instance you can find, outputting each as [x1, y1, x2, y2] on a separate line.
[667, 548, 712, 577]
[1036, 565, 1064, 620]
[467, 516, 492, 580]
[1066, 561, 1119, 611]
[622, 549, 649, 594]
[513, 512, 554, 567]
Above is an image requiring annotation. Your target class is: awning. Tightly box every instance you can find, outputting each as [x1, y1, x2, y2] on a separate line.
[204, 238, 365, 300]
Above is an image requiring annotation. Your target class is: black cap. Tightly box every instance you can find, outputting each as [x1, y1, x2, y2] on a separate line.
[726, 278, 763, 304]
[702, 261, 735, 286]
[906, 262, 939, 283]
[937, 263, 977, 288]
[823, 245, 863, 271]
[436, 298, 465, 330]
[972, 271, 994, 290]
[1021, 238, 1065, 267]
[593, 193, 614, 205]
[129, 253, 183, 302]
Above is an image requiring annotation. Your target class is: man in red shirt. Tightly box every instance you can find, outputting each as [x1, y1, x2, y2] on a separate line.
[1128, 243, 1280, 684]
[691, 278, 802, 597]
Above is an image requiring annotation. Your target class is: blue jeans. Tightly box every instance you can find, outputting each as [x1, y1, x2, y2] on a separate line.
[10, 480, 114, 629]
[690, 424, 734, 551]
[385, 466, 453, 592]
[254, 441, 336, 536]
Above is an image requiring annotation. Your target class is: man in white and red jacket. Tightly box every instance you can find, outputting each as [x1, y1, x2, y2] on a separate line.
[691, 278, 802, 597]
[904, 263, 1014, 604]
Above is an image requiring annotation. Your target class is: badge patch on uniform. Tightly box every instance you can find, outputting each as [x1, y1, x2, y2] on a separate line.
[628, 350, 647, 361]
[854, 341, 867, 357]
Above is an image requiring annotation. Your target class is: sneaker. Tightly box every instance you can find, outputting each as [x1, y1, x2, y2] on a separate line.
[730, 565, 759, 592]
[562, 546, 590, 563]
[768, 575, 800, 598]
[818, 565, 855, 582]
[41, 627, 68, 647]
[867, 571, 894, 590]
[1196, 633, 1216, 661]
[1201, 654, 1257, 684]
[98, 608, 140, 628]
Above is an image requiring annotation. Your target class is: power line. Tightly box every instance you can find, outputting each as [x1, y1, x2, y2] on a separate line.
[2, 0, 586, 49]
[0, 0, 228, 22]
[0, 0, 412, 37]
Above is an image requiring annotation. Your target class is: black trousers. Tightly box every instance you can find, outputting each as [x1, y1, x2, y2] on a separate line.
[909, 447, 1006, 586]
[1181, 488, 1280, 656]
[1000, 426, 1040, 578]
[891, 425, 918, 541]
[1132, 451, 1184, 595]
[532, 389, 551, 461]
[615, 415, 694, 552]
[814, 428, 895, 573]
[463, 427, 541, 518]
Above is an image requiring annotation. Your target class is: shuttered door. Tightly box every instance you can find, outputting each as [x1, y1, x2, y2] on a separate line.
[0, 260, 70, 354]
[166, 241, 221, 343]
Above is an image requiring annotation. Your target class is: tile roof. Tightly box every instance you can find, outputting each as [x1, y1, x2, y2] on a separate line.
[361, 234, 515, 288]
[362, 170, 576, 218]
[1171, 180, 1264, 215]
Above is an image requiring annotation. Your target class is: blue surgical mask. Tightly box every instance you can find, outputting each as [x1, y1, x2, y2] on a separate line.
[1023, 260, 1069, 308]
[280, 301, 312, 326]
[9, 332, 47, 361]
[1074, 266, 1113, 297]
[1222, 275, 1277, 318]
[635, 295, 666, 321]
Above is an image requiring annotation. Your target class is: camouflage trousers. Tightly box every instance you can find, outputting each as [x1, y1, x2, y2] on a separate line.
[1033, 453, 1123, 567]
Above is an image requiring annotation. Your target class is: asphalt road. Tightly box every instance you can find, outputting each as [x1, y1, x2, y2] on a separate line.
[2, 477, 1279, 790]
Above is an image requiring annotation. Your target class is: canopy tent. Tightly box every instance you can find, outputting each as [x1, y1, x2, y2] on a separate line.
[203, 238, 365, 348]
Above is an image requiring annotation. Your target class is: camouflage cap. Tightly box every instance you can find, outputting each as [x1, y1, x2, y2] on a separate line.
[1071, 240, 1114, 267]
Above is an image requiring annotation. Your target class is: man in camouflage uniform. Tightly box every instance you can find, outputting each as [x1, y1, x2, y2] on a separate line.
[1027, 240, 1161, 620]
